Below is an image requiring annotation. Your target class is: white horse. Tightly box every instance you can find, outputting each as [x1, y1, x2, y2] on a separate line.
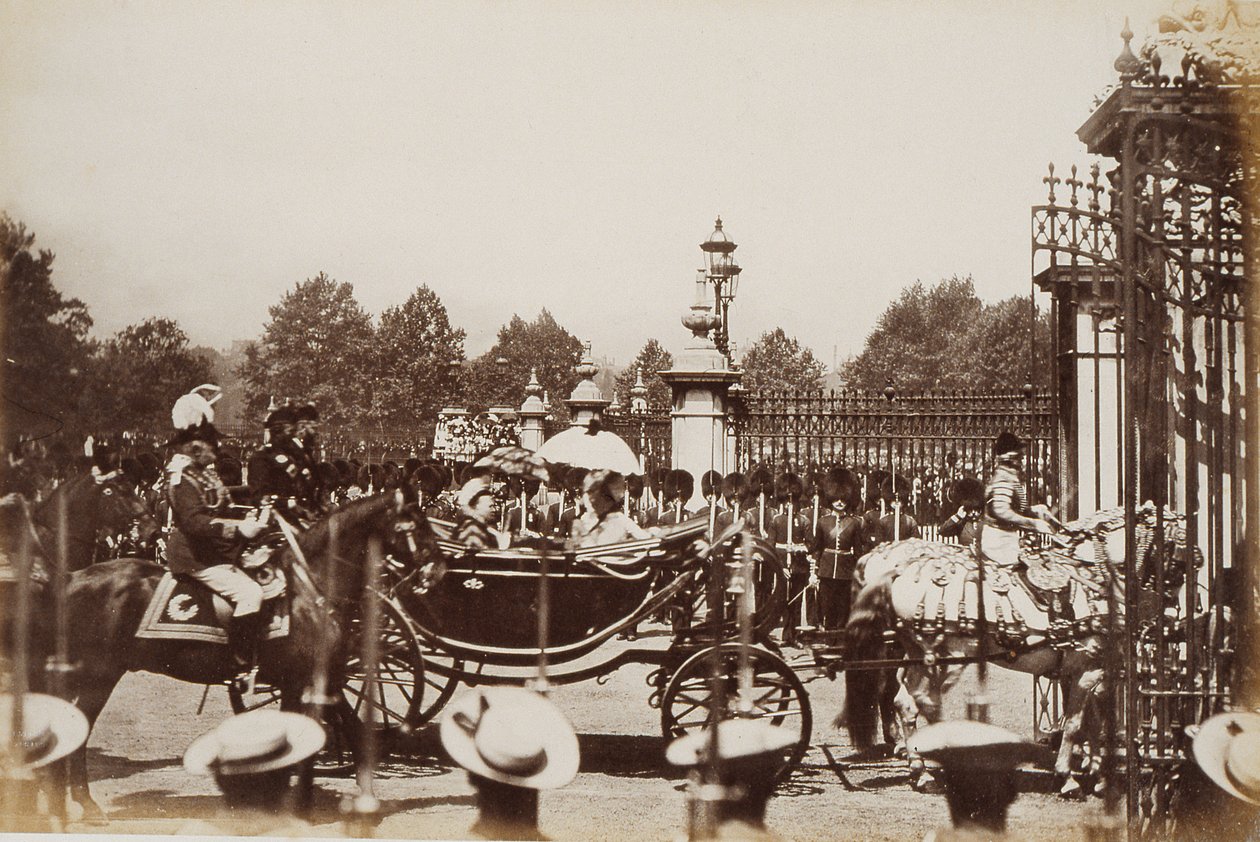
[842, 503, 1198, 795]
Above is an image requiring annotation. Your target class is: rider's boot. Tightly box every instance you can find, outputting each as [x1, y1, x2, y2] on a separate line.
[228, 612, 265, 695]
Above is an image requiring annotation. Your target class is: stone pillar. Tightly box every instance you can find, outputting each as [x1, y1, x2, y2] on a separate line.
[659, 287, 741, 511]
[518, 368, 548, 452]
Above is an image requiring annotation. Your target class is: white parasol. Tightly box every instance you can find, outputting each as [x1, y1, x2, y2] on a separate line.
[535, 426, 643, 476]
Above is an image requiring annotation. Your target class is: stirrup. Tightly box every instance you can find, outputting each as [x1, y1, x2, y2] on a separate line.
[230, 667, 258, 697]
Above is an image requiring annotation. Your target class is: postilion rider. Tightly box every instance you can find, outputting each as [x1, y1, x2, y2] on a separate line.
[165, 419, 268, 693]
[979, 431, 1054, 569]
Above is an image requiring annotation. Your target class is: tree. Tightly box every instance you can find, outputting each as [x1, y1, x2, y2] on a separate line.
[372, 285, 466, 428]
[239, 273, 376, 426]
[88, 318, 214, 431]
[464, 310, 584, 418]
[614, 339, 673, 409]
[740, 328, 826, 393]
[0, 214, 94, 440]
[842, 276, 1051, 391]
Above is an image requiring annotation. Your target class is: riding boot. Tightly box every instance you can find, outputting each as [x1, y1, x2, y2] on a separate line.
[228, 612, 265, 693]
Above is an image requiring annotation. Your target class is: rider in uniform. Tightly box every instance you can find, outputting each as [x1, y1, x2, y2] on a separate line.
[813, 467, 864, 632]
[247, 405, 317, 522]
[165, 415, 266, 693]
[979, 432, 1052, 568]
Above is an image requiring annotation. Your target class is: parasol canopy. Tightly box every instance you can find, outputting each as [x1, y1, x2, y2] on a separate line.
[535, 426, 642, 476]
[473, 446, 551, 483]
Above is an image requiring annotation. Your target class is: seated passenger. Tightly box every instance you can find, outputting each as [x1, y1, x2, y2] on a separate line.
[570, 470, 655, 548]
[455, 477, 508, 551]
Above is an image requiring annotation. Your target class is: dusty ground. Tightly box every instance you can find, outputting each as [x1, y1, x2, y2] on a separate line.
[65, 625, 1108, 841]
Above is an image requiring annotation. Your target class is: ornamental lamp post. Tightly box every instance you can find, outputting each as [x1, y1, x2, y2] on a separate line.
[699, 216, 742, 359]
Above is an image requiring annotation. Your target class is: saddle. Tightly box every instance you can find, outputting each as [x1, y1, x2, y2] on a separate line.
[136, 562, 289, 645]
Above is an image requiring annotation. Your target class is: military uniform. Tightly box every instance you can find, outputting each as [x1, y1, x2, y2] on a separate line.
[814, 510, 863, 630]
[247, 440, 318, 520]
[771, 504, 812, 645]
[980, 463, 1031, 567]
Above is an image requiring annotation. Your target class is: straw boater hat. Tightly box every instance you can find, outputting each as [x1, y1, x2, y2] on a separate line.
[440, 687, 579, 790]
[0, 693, 90, 770]
[906, 720, 1042, 772]
[184, 710, 325, 777]
[666, 719, 796, 767]
[1189, 710, 1260, 805]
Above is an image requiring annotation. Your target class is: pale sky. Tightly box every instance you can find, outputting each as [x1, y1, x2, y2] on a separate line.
[2, 1, 1168, 369]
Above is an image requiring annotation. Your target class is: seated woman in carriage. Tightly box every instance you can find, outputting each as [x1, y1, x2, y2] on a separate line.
[569, 470, 657, 548]
[454, 476, 510, 550]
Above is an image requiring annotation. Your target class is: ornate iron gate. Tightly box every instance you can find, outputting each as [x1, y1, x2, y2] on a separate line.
[601, 406, 672, 480]
[1033, 22, 1255, 837]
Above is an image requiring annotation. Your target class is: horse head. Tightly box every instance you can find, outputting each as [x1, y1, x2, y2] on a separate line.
[34, 470, 159, 568]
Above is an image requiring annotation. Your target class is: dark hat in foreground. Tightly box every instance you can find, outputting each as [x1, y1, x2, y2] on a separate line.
[994, 430, 1026, 456]
[666, 719, 797, 767]
[906, 720, 1042, 772]
[184, 710, 325, 777]
[0, 693, 90, 770]
[440, 687, 579, 790]
[1190, 710, 1260, 805]
[948, 478, 985, 509]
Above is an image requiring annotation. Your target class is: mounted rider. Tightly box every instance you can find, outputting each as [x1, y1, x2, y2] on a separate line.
[979, 431, 1053, 568]
[165, 390, 267, 693]
[247, 404, 319, 522]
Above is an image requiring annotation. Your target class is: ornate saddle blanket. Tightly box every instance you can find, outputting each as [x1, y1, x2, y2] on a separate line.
[136, 567, 289, 645]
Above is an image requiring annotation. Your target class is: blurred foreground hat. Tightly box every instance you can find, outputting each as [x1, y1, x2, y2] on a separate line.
[441, 687, 579, 790]
[184, 710, 324, 777]
[1190, 710, 1260, 805]
[906, 720, 1041, 772]
[0, 693, 89, 770]
[666, 719, 796, 767]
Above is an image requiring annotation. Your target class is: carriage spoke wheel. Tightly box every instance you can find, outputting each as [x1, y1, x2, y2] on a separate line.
[228, 593, 427, 775]
[684, 538, 786, 639]
[659, 642, 812, 780]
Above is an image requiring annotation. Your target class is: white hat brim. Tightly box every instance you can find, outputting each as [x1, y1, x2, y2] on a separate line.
[184, 712, 326, 776]
[8, 694, 90, 769]
[666, 720, 797, 767]
[440, 688, 579, 790]
[1192, 711, 1260, 805]
[907, 720, 1042, 770]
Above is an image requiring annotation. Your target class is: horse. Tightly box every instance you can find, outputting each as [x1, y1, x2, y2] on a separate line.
[40, 489, 435, 821]
[31, 470, 160, 571]
[842, 503, 1197, 795]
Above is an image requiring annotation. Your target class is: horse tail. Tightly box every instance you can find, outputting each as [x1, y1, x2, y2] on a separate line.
[840, 565, 895, 748]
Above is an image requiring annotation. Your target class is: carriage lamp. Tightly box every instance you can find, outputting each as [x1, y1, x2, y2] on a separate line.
[699, 216, 742, 358]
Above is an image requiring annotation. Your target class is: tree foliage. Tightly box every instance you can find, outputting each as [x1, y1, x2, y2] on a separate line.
[614, 339, 673, 410]
[88, 318, 214, 431]
[739, 328, 826, 393]
[0, 214, 93, 440]
[373, 285, 466, 428]
[239, 273, 376, 425]
[842, 276, 1051, 392]
[464, 310, 583, 418]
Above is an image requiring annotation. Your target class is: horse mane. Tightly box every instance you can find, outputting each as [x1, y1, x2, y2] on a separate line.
[33, 472, 92, 526]
[292, 493, 396, 560]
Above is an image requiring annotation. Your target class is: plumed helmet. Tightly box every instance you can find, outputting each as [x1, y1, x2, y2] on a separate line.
[821, 467, 862, 511]
[294, 403, 320, 422]
[994, 431, 1026, 457]
[415, 464, 446, 498]
[172, 388, 218, 430]
[700, 470, 723, 499]
[265, 405, 297, 429]
[168, 422, 220, 449]
[774, 472, 803, 504]
[670, 469, 694, 503]
[721, 471, 746, 503]
[948, 478, 985, 509]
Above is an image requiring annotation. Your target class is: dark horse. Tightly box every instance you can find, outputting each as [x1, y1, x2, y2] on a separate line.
[42, 490, 434, 820]
[31, 471, 160, 571]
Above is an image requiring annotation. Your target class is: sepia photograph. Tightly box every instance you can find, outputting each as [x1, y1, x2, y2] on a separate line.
[1, 1, 1258, 839]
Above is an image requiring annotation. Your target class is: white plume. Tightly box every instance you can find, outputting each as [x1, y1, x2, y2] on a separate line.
[172, 392, 214, 429]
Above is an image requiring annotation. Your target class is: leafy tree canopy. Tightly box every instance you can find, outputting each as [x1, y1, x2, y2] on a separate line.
[740, 328, 826, 393]
[239, 272, 376, 425]
[465, 310, 583, 419]
[1, 214, 93, 440]
[88, 318, 214, 431]
[614, 339, 673, 410]
[842, 275, 1050, 392]
[373, 285, 466, 428]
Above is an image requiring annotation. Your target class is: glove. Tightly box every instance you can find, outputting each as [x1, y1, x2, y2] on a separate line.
[237, 518, 264, 540]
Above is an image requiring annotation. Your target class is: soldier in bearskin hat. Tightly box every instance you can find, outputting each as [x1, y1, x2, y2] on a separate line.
[814, 467, 865, 631]
[864, 474, 921, 551]
[743, 467, 776, 539]
[549, 466, 588, 539]
[656, 469, 697, 527]
[714, 471, 746, 534]
[771, 472, 813, 647]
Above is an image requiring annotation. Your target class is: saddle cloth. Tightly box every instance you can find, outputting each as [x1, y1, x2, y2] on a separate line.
[136, 568, 289, 645]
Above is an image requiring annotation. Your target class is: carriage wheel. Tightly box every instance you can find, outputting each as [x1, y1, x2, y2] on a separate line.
[410, 641, 463, 726]
[680, 535, 786, 640]
[229, 593, 427, 775]
[659, 642, 812, 778]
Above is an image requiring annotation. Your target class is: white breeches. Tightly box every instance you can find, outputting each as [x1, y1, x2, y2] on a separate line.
[188, 565, 263, 616]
